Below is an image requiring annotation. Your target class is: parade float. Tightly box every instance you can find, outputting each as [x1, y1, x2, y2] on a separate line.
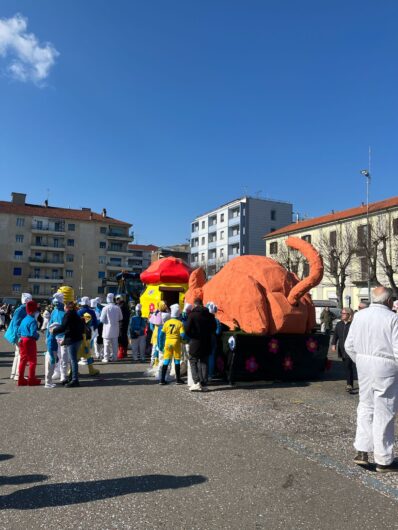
[184, 236, 330, 382]
[139, 257, 192, 318]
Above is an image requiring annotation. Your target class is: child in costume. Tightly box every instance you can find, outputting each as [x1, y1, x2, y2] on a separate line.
[17, 300, 41, 386]
[206, 302, 222, 379]
[5, 292, 32, 380]
[76, 313, 100, 376]
[149, 301, 169, 367]
[46, 292, 66, 383]
[158, 304, 186, 385]
[129, 304, 148, 362]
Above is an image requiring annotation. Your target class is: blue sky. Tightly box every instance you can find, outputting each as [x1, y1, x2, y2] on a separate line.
[0, 1, 397, 245]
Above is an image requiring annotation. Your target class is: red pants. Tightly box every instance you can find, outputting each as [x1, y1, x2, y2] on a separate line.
[18, 338, 39, 385]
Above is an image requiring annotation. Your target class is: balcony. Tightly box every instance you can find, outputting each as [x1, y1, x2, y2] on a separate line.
[190, 245, 199, 253]
[32, 223, 65, 235]
[228, 216, 240, 227]
[228, 253, 240, 261]
[29, 258, 65, 267]
[207, 257, 217, 265]
[208, 224, 217, 233]
[107, 247, 129, 256]
[208, 240, 217, 249]
[106, 263, 125, 271]
[228, 234, 240, 245]
[30, 242, 65, 252]
[107, 230, 132, 241]
[28, 276, 64, 283]
[190, 260, 199, 268]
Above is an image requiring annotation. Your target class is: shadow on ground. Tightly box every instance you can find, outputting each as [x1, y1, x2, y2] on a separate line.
[0, 474, 207, 509]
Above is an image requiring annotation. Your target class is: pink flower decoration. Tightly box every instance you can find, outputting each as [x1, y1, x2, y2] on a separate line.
[306, 338, 318, 353]
[268, 338, 280, 354]
[216, 356, 225, 372]
[282, 356, 293, 371]
[245, 356, 259, 373]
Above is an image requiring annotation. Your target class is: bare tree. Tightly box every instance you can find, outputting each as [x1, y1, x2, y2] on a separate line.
[317, 225, 356, 308]
[371, 215, 398, 298]
[273, 241, 306, 279]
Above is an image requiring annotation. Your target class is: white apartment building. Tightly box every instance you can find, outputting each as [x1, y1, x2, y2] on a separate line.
[0, 192, 133, 301]
[190, 196, 292, 275]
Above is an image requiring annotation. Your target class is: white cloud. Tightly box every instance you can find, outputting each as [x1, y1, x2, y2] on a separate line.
[0, 13, 59, 85]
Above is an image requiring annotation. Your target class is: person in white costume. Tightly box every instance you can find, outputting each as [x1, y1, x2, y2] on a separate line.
[345, 286, 398, 473]
[100, 293, 122, 362]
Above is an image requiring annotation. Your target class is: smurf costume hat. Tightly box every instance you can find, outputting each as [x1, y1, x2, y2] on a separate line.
[90, 298, 97, 308]
[161, 312, 171, 324]
[106, 293, 114, 303]
[207, 302, 218, 314]
[136, 303, 142, 312]
[52, 292, 64, 304]
[80, 296, 90, 306]
[26, 300, 38, 315]
[21, 293, 32, 304]
[170, 304, 180, 318]
[183, 302, 193, 314]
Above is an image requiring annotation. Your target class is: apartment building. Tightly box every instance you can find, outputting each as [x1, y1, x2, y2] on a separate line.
[264, 196, 398, 308]
[151, 244, 190, 264]
[190, 196, 292, 276]
[127, 244, 158, 274]
[0, 192, 133, 301]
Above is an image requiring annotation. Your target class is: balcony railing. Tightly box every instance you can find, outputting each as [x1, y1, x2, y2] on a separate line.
[28, 276, 64, 283]
[32, 223, 65, 233]
[228, 234, 240, 244]
[31, 242, 65, 250]
[29, 257, 65, 264]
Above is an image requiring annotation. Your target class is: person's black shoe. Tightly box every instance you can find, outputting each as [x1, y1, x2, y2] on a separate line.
[65, 380, 80, 388]
[175, 379, 186, 385]
[60, 379, 68, 385]
[353, 451, 369, 465]
[159, 381, 168, 386]
[375, 462, 398, 473]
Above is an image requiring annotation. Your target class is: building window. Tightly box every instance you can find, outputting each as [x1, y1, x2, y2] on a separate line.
[13, 267, 22, 276]
[68, 223, 75, 231]
[301, 235, 312, 243]
[329, 230, 337, 246]
[65, 270, 73, 278]
[66, 254, 74, 262]
[220, 231, 224, 240]
[98, 271, 105, 279]
[12, 284, 21, 293]
[393, 218, 398, 236]
[33, 285, 40, 295]
[16, 234, 24, 243]
[201, 220, 205, 229]
[357, 225, 369, 247]
[99, 256, 106, 264]
[67, 239, 74, 247]
[14, 250, 23, 260]
[220, 213, 224, 222]
[201, 253, 205, 262]
[269, 242, 278, 255]
[16, 217, 24, 227]
[220, 248, 224, 258]
[99, 241, 106, 249]
[98, 287, 105, 294]
[100, 226, 107, 234]
[201, 236, 205, 245]
[271, 210, 276, 221]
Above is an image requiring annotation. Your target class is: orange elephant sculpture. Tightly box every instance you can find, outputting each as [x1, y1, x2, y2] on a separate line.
[185, 237, 323, 335]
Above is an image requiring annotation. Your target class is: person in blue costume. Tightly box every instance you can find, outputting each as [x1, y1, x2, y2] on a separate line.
[129, 304, 148, 362]
[206, 302, 222, 379]
[46, 292, 67, 384]
[5, 292, 32, 380]
[77, 296, 98, 330]
[17, 300, 41, 386]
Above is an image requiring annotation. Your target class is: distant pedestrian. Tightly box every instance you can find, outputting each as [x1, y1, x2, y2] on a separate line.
[100, 293, 123, 363]
[345, 286, 398, 473]
[331, 307, 354, 392]
[320, 307, 334, 334]
[129, 304, 147, 362]
[185, 298, 217, 392]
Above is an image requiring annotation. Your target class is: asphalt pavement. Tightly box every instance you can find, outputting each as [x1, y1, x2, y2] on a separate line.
[1, 334, 398, 530]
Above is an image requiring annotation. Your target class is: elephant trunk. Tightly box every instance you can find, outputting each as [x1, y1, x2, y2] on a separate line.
[286, 236, 324, 305]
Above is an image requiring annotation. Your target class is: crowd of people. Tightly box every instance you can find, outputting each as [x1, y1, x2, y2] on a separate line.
[4, 291, 221, 392]
[3, 285, 398, 473]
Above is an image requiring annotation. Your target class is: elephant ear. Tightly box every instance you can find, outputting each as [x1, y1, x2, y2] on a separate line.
[185, 268, 206, 304]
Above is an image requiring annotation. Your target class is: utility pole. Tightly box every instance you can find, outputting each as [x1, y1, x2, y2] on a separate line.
[79, 254, 84, 298]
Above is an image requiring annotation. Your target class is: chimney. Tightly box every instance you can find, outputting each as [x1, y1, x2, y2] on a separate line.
[102, 208, 107, 218]
[11, 192, 26, 205]
[44, 199, 48, 207]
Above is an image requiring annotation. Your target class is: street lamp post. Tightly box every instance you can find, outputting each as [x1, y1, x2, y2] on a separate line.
[360, 148, 372, 303]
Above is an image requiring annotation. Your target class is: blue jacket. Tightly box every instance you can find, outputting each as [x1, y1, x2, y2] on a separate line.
[46, 302, 65, 353]
[18, 314, 39, 340]
[129, 315, 147, 339]
[4, 304, 27, 344]
[77, 306, 98, 330]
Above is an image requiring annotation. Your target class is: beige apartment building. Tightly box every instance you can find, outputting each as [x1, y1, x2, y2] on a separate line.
[264, 196, 398, 309]
[0, 193, 132, 302]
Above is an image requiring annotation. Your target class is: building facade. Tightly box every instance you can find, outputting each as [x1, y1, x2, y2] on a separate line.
[151, 244, 190, 264]
[127, 244, 158, 274]
[190, 197, 292, 276]
[0, 193, 132, 302]
[264, 196, 398, 308]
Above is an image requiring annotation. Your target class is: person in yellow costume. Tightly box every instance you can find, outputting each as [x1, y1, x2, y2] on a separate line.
[158, 304, 186, 385]
[76, 313, 100, 377]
